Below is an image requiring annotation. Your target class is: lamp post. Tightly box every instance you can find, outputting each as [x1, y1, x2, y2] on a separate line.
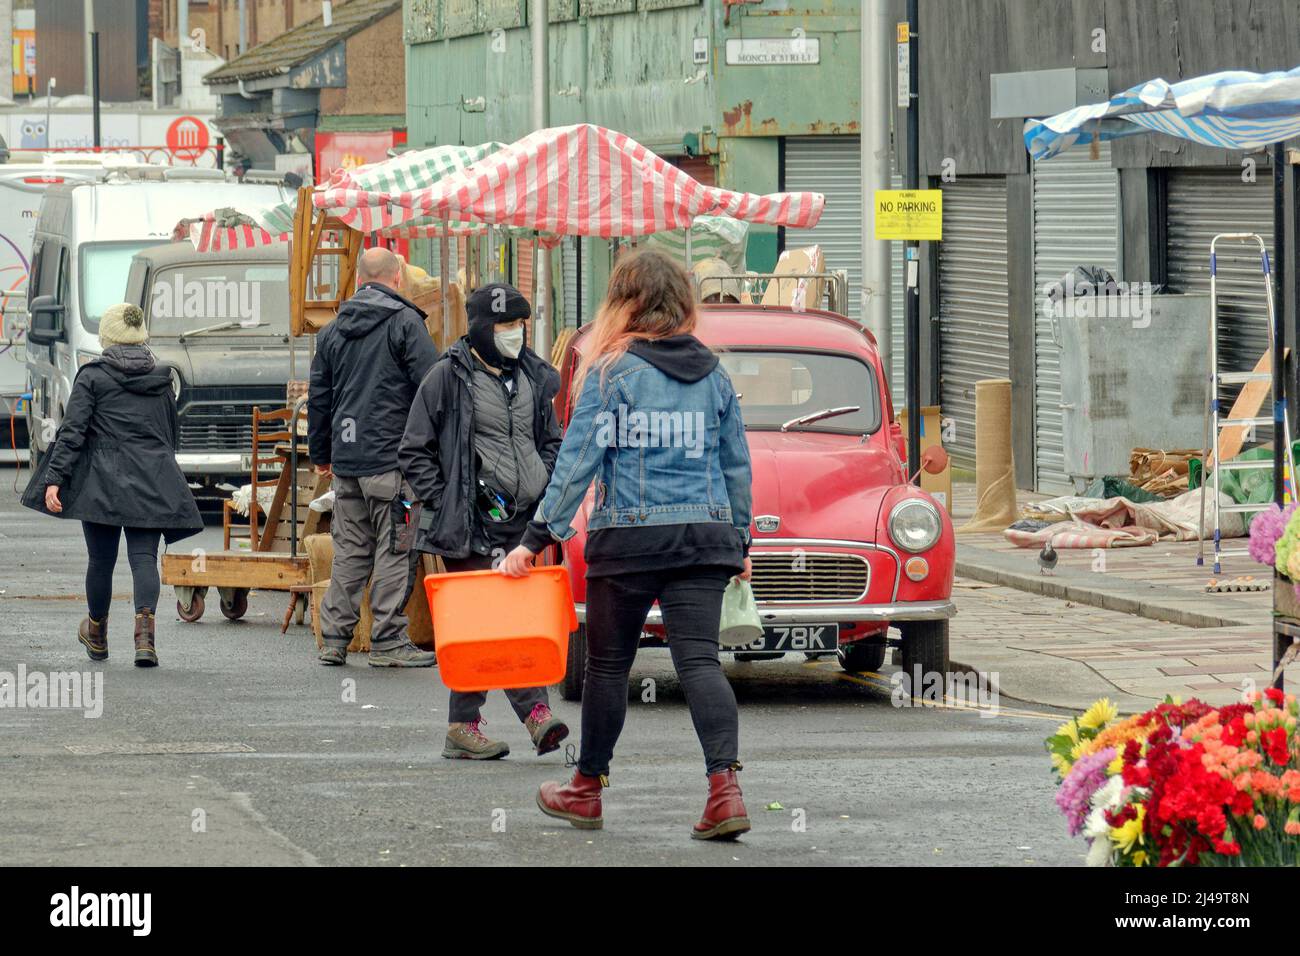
[45, 77, 56, 150]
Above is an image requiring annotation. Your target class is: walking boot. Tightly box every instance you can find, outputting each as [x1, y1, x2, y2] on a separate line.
[78, 616, 108, 662]
[692, 765, 750, 841]
[133, 611, 158, 668]
[318, 640, 348, 666]
[368, 640, 437, 668]
[525, 702, 569, 756]
[537, 771, 605, 830]
[442, 719, 510, 760]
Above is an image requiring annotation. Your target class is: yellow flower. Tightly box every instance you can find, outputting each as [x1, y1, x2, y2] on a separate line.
[1107, 751, 1124, 775]
[1111, 805, 1146, 858]
[1056, 719, 1081, 745]
[1080, 698, 1119, 730]
[1051, 752, 1072, 777]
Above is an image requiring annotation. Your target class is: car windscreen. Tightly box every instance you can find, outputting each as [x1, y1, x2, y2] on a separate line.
[79, 241, 156, 332]
[717, 349, 882, 434]
[146, 262, 291, 337]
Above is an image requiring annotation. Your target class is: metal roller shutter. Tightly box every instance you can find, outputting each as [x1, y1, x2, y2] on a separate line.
[890, 173, 904, 401]
[783, 136, 863, 321]
[1166, 168, 1274, 379]
[1032, 143, 1121, 493]
[561, 237, 580, 328]
[937, 177, 1010, 469]
[514, 240, 535, 305]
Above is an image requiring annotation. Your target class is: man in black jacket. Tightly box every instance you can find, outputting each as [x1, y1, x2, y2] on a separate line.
[308, 247, 438, 667]
[399, 282, 568, 759]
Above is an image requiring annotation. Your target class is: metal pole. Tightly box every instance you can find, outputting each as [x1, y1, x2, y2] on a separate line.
[83, 0, 94, 96]
[177, 0, 188, 93]
[238, 0, 248, 54]
[90, 32, 101, 149]
[1274, 142, 1286, 506]
[904, 0, 921, 480]
[45, 77, 55, 149]
[440, 224, 452, 346]
[531, 0, 552, 358]
[862, 0, 892, 368]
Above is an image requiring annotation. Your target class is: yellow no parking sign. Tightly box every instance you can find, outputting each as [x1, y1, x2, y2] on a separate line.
[873, 189, 942, 241]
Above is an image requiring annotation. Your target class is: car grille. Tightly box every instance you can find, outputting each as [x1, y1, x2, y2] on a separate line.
[176, 387, 285, 455]
[749, 552, 870, 603]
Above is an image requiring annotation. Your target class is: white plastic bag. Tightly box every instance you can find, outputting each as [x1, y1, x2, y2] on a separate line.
[718, 578, 763, 649]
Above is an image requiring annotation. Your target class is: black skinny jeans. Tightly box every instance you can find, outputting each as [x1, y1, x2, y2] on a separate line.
[580, 567, 737, 777]
[82, 521, 162, 620]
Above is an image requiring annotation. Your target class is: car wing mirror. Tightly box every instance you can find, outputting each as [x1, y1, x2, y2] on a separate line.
[921, 445, 949, 475]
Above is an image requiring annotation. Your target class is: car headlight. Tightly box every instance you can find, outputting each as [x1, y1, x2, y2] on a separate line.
[888, 498, 942, 553]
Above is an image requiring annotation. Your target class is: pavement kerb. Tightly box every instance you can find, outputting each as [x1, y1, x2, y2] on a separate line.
[954, 546, 1260, 630]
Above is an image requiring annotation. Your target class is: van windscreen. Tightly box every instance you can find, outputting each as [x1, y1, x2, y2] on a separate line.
[147, 263, 291, 337]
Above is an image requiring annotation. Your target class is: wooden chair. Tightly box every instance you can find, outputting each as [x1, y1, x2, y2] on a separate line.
[221, 406, 298, 551]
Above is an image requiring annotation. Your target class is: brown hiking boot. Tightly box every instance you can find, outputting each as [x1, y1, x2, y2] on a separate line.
[524, 702, 569, 755]
[78, 616, 108, 662]
[442, 719, 510, 760]
[133, 611, 158, 668]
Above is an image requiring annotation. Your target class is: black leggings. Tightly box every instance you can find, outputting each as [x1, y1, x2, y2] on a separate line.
[580, 567, 737, 776]
[81, 522, 163, 620]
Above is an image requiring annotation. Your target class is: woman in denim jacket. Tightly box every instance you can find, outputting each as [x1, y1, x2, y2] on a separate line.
[500, 248, 754, 840]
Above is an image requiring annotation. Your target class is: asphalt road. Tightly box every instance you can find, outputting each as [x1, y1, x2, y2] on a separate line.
[0, 472, 1079, 866]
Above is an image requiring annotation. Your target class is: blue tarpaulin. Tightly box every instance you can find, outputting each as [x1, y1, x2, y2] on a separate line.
[1024, 66, 1300, 161]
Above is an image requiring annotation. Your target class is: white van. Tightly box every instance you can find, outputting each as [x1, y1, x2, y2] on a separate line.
[24, 170, 289, 474]
[0, 159, 114, 463]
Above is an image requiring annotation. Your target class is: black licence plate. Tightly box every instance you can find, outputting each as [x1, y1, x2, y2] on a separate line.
[739, 624, 840, 653]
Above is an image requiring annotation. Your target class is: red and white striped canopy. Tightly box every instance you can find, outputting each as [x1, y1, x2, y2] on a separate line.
[331, 124, 824, 240]
[182, 125, 824, 251]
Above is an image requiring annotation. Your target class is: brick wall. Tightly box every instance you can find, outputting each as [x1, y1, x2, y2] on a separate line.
[318, 9, 403, 118]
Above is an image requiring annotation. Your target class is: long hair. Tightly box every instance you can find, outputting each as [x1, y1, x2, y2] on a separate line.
[571, 247, 698, 399]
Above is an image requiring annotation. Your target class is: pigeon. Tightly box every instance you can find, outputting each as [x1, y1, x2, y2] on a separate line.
[1038, 538, 1059, 575]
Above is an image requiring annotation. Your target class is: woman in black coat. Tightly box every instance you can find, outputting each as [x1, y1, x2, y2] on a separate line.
[22, 303, 202, 666]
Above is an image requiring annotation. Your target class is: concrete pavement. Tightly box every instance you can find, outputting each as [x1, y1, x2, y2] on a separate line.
[945, 482, 1297, 713]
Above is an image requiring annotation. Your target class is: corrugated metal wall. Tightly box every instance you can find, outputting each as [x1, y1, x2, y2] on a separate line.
[1032, 143, 1121, 493]
[783, 136, 862, 319]
[1166, 168, 1275, 379]
[937, 176, 1010, 469]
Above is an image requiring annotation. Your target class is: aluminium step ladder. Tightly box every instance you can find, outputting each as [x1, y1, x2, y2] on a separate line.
[1198, 233, 1297, 573]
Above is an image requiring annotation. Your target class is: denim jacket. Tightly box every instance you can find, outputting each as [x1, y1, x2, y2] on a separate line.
[531, 348, 753, 544]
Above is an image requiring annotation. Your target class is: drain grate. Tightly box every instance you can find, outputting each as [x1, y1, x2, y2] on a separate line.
[64, 742, 255, 756]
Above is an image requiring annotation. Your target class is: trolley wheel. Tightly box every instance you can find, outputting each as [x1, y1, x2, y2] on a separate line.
[220, 588, 250, 621]
[177, 589, 206, 623]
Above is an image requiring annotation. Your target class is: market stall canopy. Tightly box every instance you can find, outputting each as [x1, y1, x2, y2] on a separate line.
[1024, 66, 1300, 161]
[180, 141, 507, 251]
[318, 124, 824, 242]
[643, 215, 750, 272]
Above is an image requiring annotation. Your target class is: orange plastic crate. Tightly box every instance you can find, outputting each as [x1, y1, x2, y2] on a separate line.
[423, 566, 577, 692]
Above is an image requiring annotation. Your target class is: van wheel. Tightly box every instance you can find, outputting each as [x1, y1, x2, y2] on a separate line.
[561, 625, 586, 701]
[898, 620, 950, 677]
[838, 640, 887, 673]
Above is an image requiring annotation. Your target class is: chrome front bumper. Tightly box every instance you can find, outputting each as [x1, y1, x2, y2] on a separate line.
[176, 453, 245, 476]
[572, 600, 956, 627]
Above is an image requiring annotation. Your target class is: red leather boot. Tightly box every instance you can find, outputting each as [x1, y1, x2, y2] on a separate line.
[692, 766, 751, 841]
[537, 771, 605, 830]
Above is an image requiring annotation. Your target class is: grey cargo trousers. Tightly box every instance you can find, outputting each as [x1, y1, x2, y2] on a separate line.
[320, 470, 418, 652]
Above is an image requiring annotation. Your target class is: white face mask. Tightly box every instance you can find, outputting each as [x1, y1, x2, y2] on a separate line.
[494, 326, 525, 359]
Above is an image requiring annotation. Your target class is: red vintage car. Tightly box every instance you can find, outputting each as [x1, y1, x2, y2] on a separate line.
[552, 299, 956, 701]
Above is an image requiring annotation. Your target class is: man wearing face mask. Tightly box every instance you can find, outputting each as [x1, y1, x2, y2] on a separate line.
[399, 282, 568, 760]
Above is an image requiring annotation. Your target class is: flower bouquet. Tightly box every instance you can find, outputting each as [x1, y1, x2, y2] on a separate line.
[1046, 691, 1300, 866]
[1248, 503, 1300, 617]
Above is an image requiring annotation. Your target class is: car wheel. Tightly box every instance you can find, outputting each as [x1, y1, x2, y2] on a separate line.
[561, 624, 586, 702]
[898, 620, 950, 678]
[837, 640, 887, 673]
